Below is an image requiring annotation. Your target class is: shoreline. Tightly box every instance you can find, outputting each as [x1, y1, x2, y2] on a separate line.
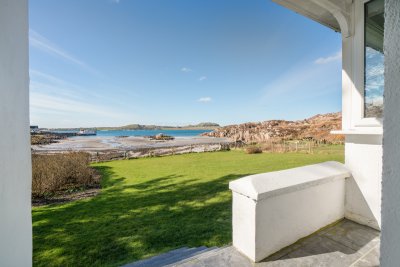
[31, 136, 231, 153]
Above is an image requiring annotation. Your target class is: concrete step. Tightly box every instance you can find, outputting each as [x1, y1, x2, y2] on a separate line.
[193, 246, 230, 260]
[122, 247, 189, 267]
[157, 246, 210, 266]
[170, 246, 229, 266]
[123, 246, 217, 267]
[166, 247, 220, 267]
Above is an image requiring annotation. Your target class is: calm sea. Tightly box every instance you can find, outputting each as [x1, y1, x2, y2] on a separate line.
[95, 129, 211, 137]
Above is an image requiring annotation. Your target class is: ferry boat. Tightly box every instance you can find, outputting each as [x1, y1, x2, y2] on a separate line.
[76, 129, 97, 136]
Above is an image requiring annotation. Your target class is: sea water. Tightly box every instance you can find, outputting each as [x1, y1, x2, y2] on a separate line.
[95, 129, 211, 137]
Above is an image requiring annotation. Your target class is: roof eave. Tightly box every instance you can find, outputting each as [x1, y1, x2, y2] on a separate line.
[272, 0, 342, 33]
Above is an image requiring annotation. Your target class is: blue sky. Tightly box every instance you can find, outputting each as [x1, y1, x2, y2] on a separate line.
[29, 0, 342, 128]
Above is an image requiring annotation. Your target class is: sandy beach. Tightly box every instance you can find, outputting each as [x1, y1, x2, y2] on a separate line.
[31, 136, 231, 152]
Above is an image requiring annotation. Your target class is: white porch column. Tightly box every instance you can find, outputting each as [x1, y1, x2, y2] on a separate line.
[340, 0, 382, 231]
[0, 0, 32, 266]
[380, 0, 400, 265]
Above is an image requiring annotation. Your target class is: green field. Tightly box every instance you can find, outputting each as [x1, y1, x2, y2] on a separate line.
[32, 146, 344, 266]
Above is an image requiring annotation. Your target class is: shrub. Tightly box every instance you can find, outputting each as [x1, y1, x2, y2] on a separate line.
[32, 152, 98, 198]
[245, 146, 263, 154]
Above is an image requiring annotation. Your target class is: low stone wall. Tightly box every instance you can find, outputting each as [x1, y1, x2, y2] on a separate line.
[33, 142, 231, 162]
[91, 143, 231, 162]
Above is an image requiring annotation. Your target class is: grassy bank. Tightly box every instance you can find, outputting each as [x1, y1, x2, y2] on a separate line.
[32, 146, 344, 266]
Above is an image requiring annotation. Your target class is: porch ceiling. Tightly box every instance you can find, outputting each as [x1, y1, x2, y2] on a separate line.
[272, 0, 352, 34]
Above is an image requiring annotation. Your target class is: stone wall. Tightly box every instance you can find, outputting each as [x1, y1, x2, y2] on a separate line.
[34, 143, 232, 163]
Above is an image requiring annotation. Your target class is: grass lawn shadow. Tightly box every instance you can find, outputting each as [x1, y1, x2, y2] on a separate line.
[32, 149, 344, 267]
[33, 169, 246, 266]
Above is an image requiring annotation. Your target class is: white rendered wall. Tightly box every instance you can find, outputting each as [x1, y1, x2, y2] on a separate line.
[344, 135, 382, 230]
[254, 179, 345, 261]
[340, 0, 383, 230]
[232, 193, 256, 260]
[230, 162, 349, 262]
[0, 0, 32, 266]
[380, 0, 400, 265]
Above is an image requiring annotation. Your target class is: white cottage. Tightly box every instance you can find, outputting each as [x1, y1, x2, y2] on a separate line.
[0, 0, 399, 266]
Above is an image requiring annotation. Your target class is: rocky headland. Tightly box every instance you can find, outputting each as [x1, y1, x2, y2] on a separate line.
[202, 112, 344, 144]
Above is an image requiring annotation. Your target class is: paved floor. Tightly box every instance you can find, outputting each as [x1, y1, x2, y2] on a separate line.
[173, 219, 380, 267]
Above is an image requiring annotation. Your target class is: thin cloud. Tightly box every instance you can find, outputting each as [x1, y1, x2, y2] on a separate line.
[30, 69, 77, 89]
[261, 59, 340, 103]
[198, 97, 212, 103]
[29, 29, 98, 74]
[181, 67, 192, 73]
[198, 76, 207, 81]
[30, 92, 131, 120]
[111, 0, 120, 3]
[30, 69, 90, 100]
[29, 69, 85, 88]
[29, 69, 136, 107]
[314, 51, 342, 64]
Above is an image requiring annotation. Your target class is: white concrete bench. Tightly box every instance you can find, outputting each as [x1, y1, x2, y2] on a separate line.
[229, 161, 351, 262]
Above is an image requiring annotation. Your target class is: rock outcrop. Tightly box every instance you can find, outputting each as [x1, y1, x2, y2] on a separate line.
[202, 112, 344, 144]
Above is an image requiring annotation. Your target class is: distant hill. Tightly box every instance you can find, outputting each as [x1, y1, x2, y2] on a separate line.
[95, 122, 220, 131]
[183, 122, 220, 128]
[202, 112, 344, 143]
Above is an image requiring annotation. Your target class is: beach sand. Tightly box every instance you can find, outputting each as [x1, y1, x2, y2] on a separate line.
[31, 136, 230, 152]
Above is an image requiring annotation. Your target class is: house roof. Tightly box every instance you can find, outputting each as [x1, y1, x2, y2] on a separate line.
[272, 0, 352, 35]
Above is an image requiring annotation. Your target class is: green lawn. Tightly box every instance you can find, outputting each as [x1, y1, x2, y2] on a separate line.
[32, 147, 344, 266]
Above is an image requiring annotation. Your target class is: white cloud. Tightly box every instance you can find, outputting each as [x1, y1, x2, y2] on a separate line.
[261, 57, 341, 105]
[30, 69, 137, 102]
[29, 29, 98, 74]
[30, 69, 67, 84]
[198, 76, 207, 81]
[198, 97, 212, 103]
[29, 70, 138, 127]
[365, 95, 383, 105]
[181, 67, 192, 73]
[314, 51, 342, 64]
[29, 69, 90, 100]
[30, 92, 132, 120]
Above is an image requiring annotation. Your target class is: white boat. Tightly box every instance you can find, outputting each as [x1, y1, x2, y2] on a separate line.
[76, 129, 97, 136]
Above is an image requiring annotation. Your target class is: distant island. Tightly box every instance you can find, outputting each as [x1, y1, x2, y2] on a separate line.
[49, 122, 220, 131]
